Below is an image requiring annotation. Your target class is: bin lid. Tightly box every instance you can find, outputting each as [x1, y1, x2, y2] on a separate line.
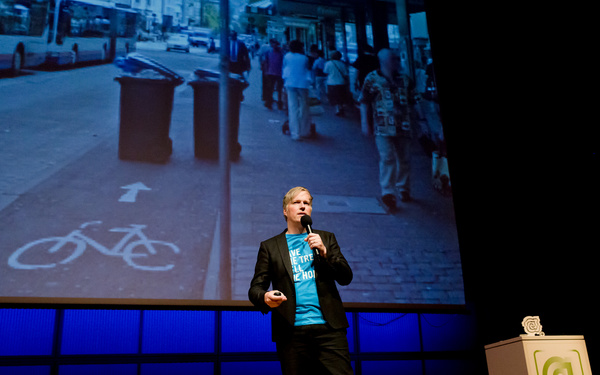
[193, 68, 249, 88]
[114, 53, 185, 85]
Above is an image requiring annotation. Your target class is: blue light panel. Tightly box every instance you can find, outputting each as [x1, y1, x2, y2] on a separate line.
[0, 366, 50, 375]
[142, 310, 215, 353]
[61, 310, 140, 355]
[346, 312, 355, 353]
[221, 361, 281, 375]
[0, 309, 55, 356]
[59, 364, 137, 375]
[140, 362, 214, 374]
[221, 311, 275, 352]
[361, 360, 422, 375]
[357, 313, 420, 352]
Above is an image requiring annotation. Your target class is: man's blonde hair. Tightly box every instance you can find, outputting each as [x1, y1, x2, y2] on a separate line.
[282, 187, 313, 219]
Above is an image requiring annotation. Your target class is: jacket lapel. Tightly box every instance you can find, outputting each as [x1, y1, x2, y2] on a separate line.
[276, 230, 294, 282]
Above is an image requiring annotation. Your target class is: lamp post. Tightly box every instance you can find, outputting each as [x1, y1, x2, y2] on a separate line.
[217, 0, 231, 300]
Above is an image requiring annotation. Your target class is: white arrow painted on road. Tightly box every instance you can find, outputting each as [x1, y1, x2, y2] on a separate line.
[119, 182, 151, 203]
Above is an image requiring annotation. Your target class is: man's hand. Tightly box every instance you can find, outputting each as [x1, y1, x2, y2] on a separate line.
[305, 233, 327, 258]
[264, 290, 287, 308]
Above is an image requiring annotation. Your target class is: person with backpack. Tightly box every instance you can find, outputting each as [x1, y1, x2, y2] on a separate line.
[282, 40, 312, 141]
[323, 51, 349, 116]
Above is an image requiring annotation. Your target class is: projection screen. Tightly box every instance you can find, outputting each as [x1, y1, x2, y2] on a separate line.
[0, 0, 464, 308]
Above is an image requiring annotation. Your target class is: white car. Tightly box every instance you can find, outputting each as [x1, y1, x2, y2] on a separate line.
[189, 31, 210, 47]
[166, 34, 190, 53]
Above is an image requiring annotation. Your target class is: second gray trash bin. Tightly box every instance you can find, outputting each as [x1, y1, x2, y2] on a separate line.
[189, 69, 248, 161]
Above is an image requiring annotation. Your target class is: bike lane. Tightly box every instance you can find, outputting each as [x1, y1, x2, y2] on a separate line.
[0, 95, 221, 302]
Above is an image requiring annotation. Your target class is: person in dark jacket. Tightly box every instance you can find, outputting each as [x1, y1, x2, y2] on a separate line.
[229, 31, 251, 76]
[249, 186, 354, 375]
[263, 39, 284, 110]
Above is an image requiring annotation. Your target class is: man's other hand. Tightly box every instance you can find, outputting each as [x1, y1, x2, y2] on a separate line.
[264, 290, 287, 308]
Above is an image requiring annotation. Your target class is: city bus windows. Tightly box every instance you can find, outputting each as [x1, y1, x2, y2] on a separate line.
[55, 1, 70, 44]
[117, 11, 136, 38]
[0, 0, 30, 35]
[28, 0, 48, 36]
[67, 2, 109, 38]
[0, 0, 46, 36]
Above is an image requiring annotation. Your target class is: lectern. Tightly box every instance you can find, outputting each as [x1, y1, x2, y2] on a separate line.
[485, 316, 593, 375]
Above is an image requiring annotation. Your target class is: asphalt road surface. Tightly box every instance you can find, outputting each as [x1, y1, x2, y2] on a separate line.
[0, 46, 223, 303]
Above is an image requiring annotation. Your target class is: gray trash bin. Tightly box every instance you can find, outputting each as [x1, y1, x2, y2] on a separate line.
[188, 69, 248, 161]
[114, 53, 184, 163]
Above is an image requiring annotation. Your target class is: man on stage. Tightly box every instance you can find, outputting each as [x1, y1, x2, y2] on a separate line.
[248, 186, 354, 375]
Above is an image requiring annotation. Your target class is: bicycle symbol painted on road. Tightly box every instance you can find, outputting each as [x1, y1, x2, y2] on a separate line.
[8, 221, 180, 271]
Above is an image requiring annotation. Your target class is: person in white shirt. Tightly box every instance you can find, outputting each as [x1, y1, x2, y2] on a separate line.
[323, 51, 349, 116]
[282, 40, 312, 140]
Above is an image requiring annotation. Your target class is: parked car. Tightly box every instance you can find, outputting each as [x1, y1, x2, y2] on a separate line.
[166, 34, 190, 53]
[189, 31, 211, 47]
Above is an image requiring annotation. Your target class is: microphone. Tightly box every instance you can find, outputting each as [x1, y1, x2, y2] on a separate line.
[300, 215, 320, 262]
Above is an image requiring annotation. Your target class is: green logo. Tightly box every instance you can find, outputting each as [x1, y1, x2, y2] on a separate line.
[534, 350, 585, 375]
[542, 357, 573, 375]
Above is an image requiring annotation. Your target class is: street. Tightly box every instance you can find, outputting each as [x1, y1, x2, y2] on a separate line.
[0, 46, 220, 302]
[0, 43, 464, 306]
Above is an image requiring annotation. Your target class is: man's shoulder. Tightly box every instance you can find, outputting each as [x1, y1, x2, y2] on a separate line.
[261, 230, 287, 247]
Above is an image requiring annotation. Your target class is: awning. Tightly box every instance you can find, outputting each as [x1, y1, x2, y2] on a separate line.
[248, 0, 273, 9]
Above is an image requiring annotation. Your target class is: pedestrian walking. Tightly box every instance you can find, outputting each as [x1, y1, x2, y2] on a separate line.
[282, 40, 312, 141]
[258, 39, 272, 102]
[323, 51, 349, 117]
[311, 50, 327, 103]
[207, 37, 216, 53]
[358, 48, 416, 209]
[264, 39, 284, 110]
[352, 45, 379, 89]
[352, 45, 379, 134]
[229, 31, 251, 76]
[307, 44, 319, 73]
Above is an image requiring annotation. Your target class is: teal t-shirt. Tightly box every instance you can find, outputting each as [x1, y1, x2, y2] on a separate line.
[286, 233, 326, 326]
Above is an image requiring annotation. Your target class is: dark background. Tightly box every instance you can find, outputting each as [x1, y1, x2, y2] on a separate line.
[426, 0, 597, 369]
[0, 0, 595, 372]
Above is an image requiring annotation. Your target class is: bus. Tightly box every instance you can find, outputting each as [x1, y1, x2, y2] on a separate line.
[46, 0, 138, 65]
[0, 0, 49, 74]
[1, 0, 138, 74]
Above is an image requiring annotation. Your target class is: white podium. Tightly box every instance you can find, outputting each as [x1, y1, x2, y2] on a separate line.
[485, 335, 593, 375]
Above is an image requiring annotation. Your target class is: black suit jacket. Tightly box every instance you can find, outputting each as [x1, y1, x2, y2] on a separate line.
[229, 40, 251, 75]
[248, 229, 353, 342]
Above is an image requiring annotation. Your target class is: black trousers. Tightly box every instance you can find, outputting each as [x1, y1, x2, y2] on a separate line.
[262, 70, 268, 101]
[264, 74, 283, 108]
[276, 324, 353, 375]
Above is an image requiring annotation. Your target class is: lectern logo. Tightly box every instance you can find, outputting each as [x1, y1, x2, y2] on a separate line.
[543, 357, 573, 375]
[534, 350, 586, 375]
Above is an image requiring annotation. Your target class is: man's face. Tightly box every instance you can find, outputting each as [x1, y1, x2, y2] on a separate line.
[284, 191, 313, 225]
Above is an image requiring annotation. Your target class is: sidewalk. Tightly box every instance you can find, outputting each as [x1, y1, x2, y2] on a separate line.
[227, 62, 463, 305]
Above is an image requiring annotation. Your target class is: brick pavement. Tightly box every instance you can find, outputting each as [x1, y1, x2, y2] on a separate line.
[229, 62, 464, 306]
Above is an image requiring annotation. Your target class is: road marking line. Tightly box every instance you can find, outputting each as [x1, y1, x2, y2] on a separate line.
[203, 212, 221, 300]
[119, 182, 151, 203]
